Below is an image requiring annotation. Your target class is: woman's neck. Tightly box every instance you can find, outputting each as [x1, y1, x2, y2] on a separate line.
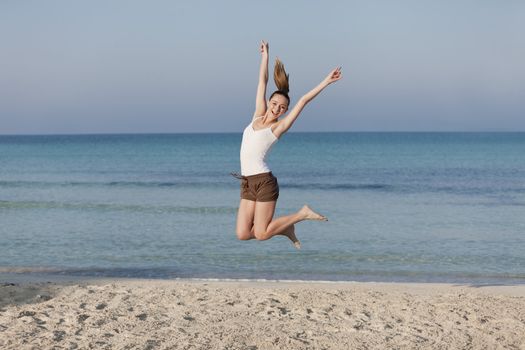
[262, 113, 278, 124]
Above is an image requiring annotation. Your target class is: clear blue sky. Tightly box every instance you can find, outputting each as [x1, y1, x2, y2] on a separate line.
[1, 0, 524, 134]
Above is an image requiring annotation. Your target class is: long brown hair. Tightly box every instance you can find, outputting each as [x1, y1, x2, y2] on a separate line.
[270, 58, 290, 105]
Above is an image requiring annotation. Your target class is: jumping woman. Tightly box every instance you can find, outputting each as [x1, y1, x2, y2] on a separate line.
[233, 40, 342, 249]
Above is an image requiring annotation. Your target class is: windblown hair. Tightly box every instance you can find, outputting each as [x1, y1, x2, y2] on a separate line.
[270, 58, 290, 105]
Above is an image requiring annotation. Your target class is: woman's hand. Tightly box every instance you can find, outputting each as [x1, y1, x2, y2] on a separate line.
[260, 40, 269, 57]
[322, 66, 342, 85]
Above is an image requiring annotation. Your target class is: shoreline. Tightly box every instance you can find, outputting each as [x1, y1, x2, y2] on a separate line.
[2, 270, 524, 288]
[4, 274, 524, 290]
[1, 272, 524, 296]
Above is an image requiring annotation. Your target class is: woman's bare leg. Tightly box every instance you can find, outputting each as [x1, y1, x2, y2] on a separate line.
[235, 199, 300, 242]
[279, 224, 301, 249]
[237, 222, 300, 247]
[253, 202, 327, 241]
[235, 199, 256, 240]
[242, 223, 300, 248]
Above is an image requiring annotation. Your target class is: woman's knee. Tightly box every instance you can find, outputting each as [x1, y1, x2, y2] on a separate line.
[236, 229, 252, 241]
[253, 230, 270, 241]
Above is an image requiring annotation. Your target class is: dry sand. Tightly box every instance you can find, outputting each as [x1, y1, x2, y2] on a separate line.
[0, 278, 524, 349]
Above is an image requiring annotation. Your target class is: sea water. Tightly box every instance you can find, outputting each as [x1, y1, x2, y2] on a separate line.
[1, 132, 524, 283]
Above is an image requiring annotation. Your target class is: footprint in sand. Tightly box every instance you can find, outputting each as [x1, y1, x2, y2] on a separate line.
[95, 303, 107, 310]
[136, 313, 148, 321]
[77, 314, 89, 322]
[53, 330, 66, 342]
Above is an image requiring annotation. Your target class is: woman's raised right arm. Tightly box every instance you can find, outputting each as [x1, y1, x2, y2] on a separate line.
[253, 40, 269, 119]
[273, 67, 342, 138]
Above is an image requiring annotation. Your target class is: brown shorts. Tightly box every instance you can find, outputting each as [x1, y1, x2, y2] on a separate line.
[234, 172, 279, 202]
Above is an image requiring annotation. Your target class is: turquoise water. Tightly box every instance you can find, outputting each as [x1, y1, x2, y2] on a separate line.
[1, 133, 524, 283]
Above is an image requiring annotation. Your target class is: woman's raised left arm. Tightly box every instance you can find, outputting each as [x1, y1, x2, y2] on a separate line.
[274, 67, 342, 137]
[253, 40, 270, 119]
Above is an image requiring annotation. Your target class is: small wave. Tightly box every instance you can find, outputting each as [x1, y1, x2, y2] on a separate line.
[0, 200, 237, 214]
[1, 180, 523, 195]
[284, 183, 393, 191]
[0, 180, 222, 188]
[0, 179, 397, 192]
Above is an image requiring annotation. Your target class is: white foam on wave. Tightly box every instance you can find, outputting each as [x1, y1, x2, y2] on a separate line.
[172, 277, 363, 284]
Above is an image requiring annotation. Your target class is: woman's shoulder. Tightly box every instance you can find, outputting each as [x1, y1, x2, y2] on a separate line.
[250, 116, 264, 126]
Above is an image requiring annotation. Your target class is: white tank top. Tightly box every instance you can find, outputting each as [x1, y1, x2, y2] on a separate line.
[240, 116, 278, 176]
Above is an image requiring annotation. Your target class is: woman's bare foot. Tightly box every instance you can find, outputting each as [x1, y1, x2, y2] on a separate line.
[280, 225, 301, 250]
[299, 205, 328, 221]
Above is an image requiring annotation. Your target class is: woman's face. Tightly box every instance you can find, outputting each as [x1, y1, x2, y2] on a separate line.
[268, 95, 288, 119]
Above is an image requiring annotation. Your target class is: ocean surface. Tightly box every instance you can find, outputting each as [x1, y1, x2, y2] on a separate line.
[1, 132, 524, 284]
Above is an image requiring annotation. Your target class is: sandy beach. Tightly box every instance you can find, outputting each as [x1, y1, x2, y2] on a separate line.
[0, 278, 524, 349]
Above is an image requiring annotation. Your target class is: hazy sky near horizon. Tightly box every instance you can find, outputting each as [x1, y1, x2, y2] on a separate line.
[1, 0, 524, 134]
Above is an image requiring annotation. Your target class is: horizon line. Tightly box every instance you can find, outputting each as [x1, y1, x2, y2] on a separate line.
[1, 130, 525, 136]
